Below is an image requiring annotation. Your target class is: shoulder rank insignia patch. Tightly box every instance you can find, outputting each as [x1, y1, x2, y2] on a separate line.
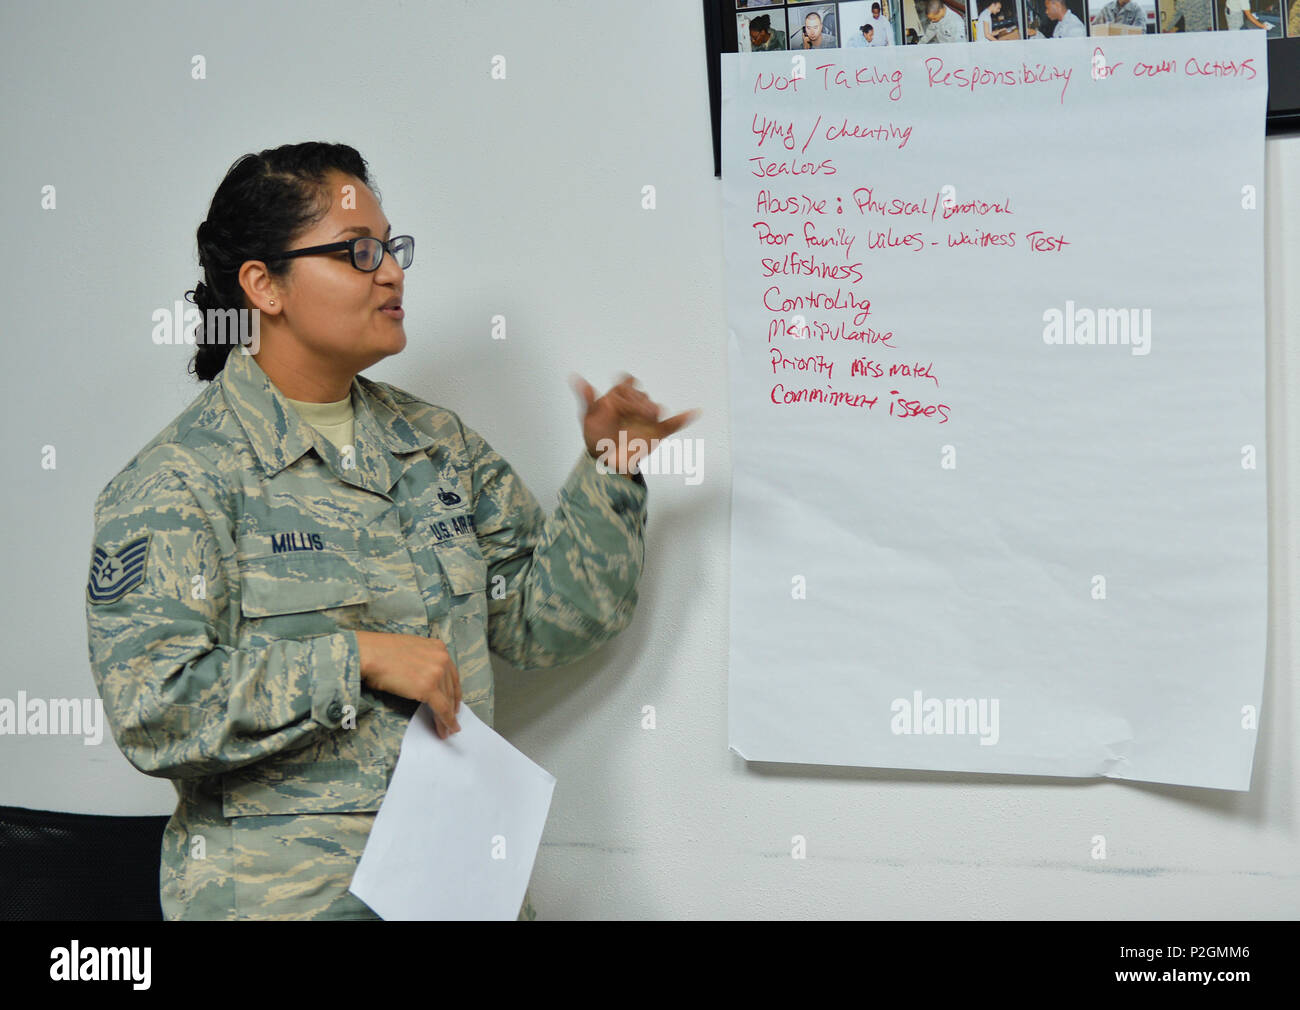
[86, 533, 151, 605]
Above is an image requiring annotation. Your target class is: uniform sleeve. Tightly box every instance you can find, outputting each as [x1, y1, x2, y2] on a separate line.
[455, 418, 649, 671]
[84, 464, 364, 780]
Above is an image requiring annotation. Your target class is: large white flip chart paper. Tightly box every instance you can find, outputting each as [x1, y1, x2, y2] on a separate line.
[722, 32, 1267, 791]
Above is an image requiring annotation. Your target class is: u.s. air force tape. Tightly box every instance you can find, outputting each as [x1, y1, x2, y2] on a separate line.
[86, 533, 151, 605]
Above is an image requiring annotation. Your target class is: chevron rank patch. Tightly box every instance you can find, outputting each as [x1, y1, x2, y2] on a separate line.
[86, 533, 151, 605]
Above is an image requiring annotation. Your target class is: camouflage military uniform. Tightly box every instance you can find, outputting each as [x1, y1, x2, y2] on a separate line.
[84, 348, 647, 920]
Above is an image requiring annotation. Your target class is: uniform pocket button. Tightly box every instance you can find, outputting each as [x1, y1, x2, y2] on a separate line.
[326, 700, 343, 722]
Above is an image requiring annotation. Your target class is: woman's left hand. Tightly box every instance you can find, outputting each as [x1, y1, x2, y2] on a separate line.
[571, 372, 699, 477]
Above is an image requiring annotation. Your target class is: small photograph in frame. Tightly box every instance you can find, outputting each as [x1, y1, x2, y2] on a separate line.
[972, 0, 1027, 38]
[905, 0, 970, 43]
[1022, 0, 1088, 37]
[1214, 0, 1283, 33]
[738, 9, 789, 50]
[787, 3, 843, 47]
[840, 0, 903, 46]
[1089, 0, 1156, 33]
[1157, 0, 1217, 29]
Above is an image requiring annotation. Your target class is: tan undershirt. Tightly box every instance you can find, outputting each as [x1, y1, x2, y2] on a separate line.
[285, 392, 355, 453]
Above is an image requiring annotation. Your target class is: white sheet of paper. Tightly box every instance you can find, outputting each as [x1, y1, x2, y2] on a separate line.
[722, 32, 1268, 790]
[348, 702, 556, 920]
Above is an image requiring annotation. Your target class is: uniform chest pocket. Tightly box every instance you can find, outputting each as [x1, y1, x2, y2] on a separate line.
[434, 539, 488, 598]
[238, 549, 371, 619]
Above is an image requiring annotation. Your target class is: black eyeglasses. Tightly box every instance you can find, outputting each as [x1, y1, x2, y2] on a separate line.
[261, 234, 414, 272]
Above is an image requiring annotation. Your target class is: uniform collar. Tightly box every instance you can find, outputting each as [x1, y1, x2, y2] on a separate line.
[219, 347, 436, 496]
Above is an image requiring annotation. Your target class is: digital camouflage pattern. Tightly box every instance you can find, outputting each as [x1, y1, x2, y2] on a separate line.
[84, 347, 647, 920]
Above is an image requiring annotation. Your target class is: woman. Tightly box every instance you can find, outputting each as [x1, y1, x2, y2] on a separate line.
[974, 0, 1004, 39]
[84, 142, 695, 920]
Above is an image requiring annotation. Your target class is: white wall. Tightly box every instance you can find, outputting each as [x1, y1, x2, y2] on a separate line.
[1, 0, 1295, 918]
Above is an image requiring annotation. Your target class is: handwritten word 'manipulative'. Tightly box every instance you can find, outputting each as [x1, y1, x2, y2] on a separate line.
[769, 317, 896, 345]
